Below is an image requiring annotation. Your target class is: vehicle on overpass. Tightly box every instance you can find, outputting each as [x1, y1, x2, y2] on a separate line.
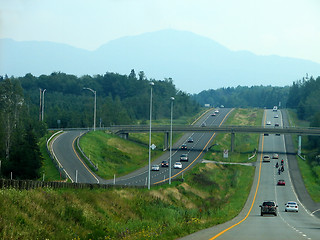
[263, 155, 271, 162]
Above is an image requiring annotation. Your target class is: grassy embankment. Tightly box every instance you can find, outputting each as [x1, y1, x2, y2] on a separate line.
[0, 108, 259, 239]
[204, 108, 263, 163]
[78, 108, 210, 180]
[39, 130, 62, 181]
[286, 109, 320, 202]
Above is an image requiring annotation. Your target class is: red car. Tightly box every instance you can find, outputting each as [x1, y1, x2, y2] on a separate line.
[277, 179, 285, 186]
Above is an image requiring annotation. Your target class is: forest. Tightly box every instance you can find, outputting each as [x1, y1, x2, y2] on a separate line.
[193, 85, 290, 109]
[1, 70, 319, 180]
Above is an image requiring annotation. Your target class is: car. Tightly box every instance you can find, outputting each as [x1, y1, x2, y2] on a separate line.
[263, 155, 271, 162]
[274, 115, 279, 118]
[187, 137, 194, 143]
[285, 201, 299, 212]
[161, 160, 169, 167]
[181, 144, 187, 150]
[151, 164, 160, 171]
[275, 133, 281, 136]
[259, 201, 278, 216]
[277, 179, 285, 186]
[266, 121, 271, 125]
[173, 162, 182, 169]
[275, 123, 279, 127]
[201, 122, 206, 127]
[273, 153, 279, 159]
[211, 113, 216, 116]
[214, 110, 219, 114]
[180, 153, 188, 161]
[264, 133, 269, 136]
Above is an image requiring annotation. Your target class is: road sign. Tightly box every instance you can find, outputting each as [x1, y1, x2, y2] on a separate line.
[151, 144, 156, 150]
[223, 149, 228, 158]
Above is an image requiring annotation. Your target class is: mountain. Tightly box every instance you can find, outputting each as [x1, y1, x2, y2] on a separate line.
[1, 29, 320, 93]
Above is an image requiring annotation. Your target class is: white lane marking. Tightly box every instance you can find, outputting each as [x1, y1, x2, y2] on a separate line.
[51, 132, 74, 182]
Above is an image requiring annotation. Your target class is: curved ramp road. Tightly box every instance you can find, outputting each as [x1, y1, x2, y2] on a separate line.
[51, 108, 233, 185]
[51, 130, 101, 183]
[179, 109, 320, 240]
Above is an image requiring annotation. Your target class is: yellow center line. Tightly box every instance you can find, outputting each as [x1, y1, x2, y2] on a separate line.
[72, 135, 100, 183]
[154, 108, 234, 185]
[209, 110, 267, 240]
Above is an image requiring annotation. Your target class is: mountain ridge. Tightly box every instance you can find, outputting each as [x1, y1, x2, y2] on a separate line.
[1, 29, 320, 93]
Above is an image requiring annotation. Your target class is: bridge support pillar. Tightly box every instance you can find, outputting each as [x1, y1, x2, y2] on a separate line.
[164, 132, 169, 151]
[119, 133, 129, 140]
[231, 132, 235, 152]
[298, 135, 302, 155]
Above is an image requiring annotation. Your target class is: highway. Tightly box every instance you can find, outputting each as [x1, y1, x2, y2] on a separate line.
[179, 109, 320, 240]
[51, 108, 233, 186]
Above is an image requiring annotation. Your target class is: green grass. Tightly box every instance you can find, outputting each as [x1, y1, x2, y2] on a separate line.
[297, 158, 320, 202]
[0, 162, 254, 240]
[39, 131, 62, 181]
[204, 108, 263, 163]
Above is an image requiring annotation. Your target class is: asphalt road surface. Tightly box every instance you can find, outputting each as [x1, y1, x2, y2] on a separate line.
[51, 130, 101, 183]
[179, 109, 320, 240]
[51, 108, 233, 186]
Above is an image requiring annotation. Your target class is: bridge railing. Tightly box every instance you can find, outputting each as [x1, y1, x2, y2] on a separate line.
[109, 125, 320, 135]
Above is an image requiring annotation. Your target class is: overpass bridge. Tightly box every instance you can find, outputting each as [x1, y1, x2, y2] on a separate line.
[110, 125, 320, 153]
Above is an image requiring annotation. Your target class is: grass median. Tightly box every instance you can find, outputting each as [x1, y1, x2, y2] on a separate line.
[204, 108, 263, 163]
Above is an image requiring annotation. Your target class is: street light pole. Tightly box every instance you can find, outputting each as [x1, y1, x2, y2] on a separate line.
[83, 87, 96, 131]
[148, 82, 154, 190]
[169, 97, 174, 184]
[42, 89, 46, 121]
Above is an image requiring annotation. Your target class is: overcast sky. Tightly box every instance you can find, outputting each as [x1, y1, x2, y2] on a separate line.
[1, 0, 320, 63]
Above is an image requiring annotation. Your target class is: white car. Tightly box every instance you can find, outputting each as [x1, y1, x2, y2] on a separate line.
[263, 155, 271, 162]
[285, 201, 299, 212]
[274, 115, 279, 118]
[151, 164, 160, 171]
[266, 121, 271, 125]
[173, 162, 182, 169]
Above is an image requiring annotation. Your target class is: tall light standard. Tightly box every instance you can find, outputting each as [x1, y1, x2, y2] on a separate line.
[41, 89, 46, 121]
[83, 87, 96, 131]
[148, 82, 154, 190]
[169, 97, 174, 184]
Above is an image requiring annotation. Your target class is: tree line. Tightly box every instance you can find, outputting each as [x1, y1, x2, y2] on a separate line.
[193, 85, 290, 109]
[18, 70, 199, 128]
[286, 75, 320, 183]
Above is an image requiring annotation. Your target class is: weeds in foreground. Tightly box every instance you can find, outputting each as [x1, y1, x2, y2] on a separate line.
[0, 163, 254, 240]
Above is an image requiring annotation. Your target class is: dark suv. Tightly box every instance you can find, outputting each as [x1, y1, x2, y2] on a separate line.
[259, 201, 278, 216]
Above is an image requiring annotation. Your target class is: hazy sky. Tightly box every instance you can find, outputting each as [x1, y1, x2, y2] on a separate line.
[1, 0, 320, 63]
